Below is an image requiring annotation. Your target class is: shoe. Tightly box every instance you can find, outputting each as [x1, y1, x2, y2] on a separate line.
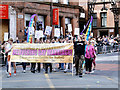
[7, 73, 11, 78]
[85, 71, 88, 74]
[90, 71, 94, 74]
[75, 73, 78, 76]
[93, 68, 95, 71]
[38, 71, 40, 73]
[79, 75, 82, 77]
[45, 72, 48, 74]
[31, 71, 35, 73]
[23, 70, 26, 73]
[58, 67, 61, 69]
[14, 73, 16, 76]
[64, 71, 67, 73]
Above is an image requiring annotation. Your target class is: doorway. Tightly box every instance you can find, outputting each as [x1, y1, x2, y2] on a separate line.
[100, 30, 108, 37]
[0, 19, 9, 43]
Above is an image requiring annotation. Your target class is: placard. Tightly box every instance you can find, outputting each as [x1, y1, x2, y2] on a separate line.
[45, 26, 52, 35]
[28, 27, 34, 35]
[4, 32, 8, 41]
[35, 30, 43, 39]
[74, 28, 80, 35]
[54, 28, 60, 37]
[68, 24, 72, 32]
[61, 27, 63, 35]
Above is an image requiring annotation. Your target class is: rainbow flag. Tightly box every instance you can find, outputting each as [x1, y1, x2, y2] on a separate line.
[82, 16, 93, 68]
[27, 14, 37, 43]
[85, 16, 93, 41]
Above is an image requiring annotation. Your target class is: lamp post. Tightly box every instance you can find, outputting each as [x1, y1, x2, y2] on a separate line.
[111, 1, 119, 36]
[50, 0, 53, 27]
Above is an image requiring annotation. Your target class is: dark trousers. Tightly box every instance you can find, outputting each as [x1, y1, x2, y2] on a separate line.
[22, 63, 26, 70]
[31, 63, 36, 71]
[85, 58, 92, 72]
[37, 63, 41, 72]
[75, 55, 85, 75]
[45, 63, 52, 73]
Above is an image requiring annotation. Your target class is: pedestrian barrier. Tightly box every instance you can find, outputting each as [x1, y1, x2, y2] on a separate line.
[97, 45, 120, 54]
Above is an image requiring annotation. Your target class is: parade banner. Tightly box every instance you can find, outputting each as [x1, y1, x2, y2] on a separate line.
[10, 43, 73, 63]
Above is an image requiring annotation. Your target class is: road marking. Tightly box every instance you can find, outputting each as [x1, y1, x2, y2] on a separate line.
[102, 76, 119, 85]
[44, 74, 55, 89]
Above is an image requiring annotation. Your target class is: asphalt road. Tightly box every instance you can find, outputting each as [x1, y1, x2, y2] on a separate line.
[0, 52, 119, 89]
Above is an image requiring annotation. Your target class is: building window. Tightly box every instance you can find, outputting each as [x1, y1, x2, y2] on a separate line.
[52, 0, 59, 3]
[93, 13, 97, 27]
[63, 0, 69, 4]
[101, 12, 107, 27]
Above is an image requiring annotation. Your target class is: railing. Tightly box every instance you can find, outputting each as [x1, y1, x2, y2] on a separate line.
[97, 44, 120, 54]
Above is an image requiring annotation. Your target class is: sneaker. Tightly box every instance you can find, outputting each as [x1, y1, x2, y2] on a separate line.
[7, 73, 11, 78]
[53, 69, 56, 72]
[90, 71, 94, 74]
[64, 70, 67, 73]
[75, 73, 78, 76]
[14, 73, 16, 76]
[85, 71, 88, 74]
[79, 75, 83, 77]
[23, 70, 26, 73]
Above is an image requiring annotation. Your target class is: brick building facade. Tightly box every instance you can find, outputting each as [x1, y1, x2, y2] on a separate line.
[1, 1, 85, 42]
[79, 0, 120, 37]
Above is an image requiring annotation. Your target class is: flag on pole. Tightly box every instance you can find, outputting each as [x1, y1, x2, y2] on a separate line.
[82, 16, 93, 69]
[85, 16, 93, 41]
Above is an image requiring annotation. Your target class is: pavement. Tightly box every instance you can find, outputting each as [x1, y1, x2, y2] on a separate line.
[0, 52, 119, 89]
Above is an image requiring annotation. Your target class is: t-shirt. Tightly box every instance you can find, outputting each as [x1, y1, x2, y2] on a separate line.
[5, 43, 12, 55]
[74, 41, 85, 55]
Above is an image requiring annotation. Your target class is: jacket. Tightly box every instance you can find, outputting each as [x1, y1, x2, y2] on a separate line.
[85, 45, 95, 59]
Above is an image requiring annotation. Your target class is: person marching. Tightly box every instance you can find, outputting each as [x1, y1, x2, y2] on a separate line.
[85, 41, 96, 74]
[74, 36, 85, 77]
[45, 39, 52, 74]
[5, 38, 16, 78]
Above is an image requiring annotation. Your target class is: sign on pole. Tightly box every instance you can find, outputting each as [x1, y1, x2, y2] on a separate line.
[0, 5, 8, 19]
[74, 28, 80, 35]
[54, 28, 60, 37]
[53, 8, 59, 25]
[68, 24, 72, 32]
[45, 26, 52, 35]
